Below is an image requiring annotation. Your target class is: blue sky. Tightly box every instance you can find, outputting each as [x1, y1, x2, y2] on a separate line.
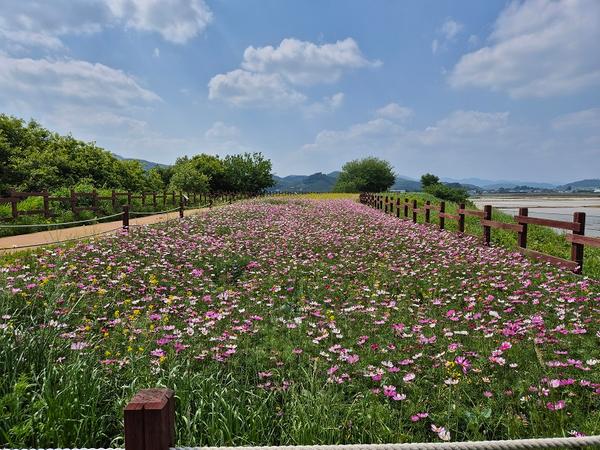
[1, 0, 599, 182]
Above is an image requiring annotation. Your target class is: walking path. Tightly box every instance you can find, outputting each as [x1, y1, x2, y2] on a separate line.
[0, 207, 211, 253]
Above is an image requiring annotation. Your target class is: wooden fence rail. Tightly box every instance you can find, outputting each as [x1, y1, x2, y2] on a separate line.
[359, 193, 600, 275]
[0, 190, 247, 222]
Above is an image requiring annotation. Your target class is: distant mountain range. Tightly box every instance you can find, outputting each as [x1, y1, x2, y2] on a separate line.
[440, 177, 557, 190]
[271, 172, 340, 192]
[558, 179, 600, 190]
[113, 154, 169, 170]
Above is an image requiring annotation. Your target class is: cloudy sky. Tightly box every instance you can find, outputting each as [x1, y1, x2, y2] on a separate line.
[1, 0, 599, 182]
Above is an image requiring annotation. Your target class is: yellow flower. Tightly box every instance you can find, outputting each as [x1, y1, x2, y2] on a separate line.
[105, 350, 111, 357]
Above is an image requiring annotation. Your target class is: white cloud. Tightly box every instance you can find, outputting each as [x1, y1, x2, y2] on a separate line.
[0, 0, 212, 52]
[204, 121, 240, 139]
[552, 108, 600, 130]
[209, 37, 376, 108]
[441, 19, 463, 40]
[449, 0, 600, 98]
[208, 69, 306, 108]
[432, 18, 463, 54]
[375, 103, 413, 121]
[0, 54, 160, 107]
[106, 0, 213, 44]
[241, 38, 380, 85]
[303, 92, 345, 117]
[295, 108, 599, 182]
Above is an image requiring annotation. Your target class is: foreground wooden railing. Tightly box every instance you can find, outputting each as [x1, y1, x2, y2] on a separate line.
[120, 388, 600, 450]
[360, 193, 600, 275]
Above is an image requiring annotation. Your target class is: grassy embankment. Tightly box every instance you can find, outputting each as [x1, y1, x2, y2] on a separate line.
[382, 192, 600, 279]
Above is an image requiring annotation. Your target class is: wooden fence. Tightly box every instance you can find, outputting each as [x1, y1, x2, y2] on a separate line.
[0, 190, 245, 222]
[360, 193, 600, 275]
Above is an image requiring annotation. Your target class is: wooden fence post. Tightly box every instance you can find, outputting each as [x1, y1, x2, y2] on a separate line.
[384, 195, 389, 213]
[517, 207, 528, 248]
[571, 212, 586, 274]
[439, 201, 445, 230]
[412, 199, 418, 223]
[483, 205, 492, 246]
[128, 191, 132, 206]
[122, 205, 129, 230]
[396, 198, 400, 218]
[11, 198, 18, 219]
[124, 388, 175, 450]
[458, 203, 465, 233]
[92, 190, 98, 212]
[112, 190, 117, 210]
[425, 201, 431, 223]
[43, 190, 50, 218]
[404, 198, 409, 218]
[179, 201, 184, 219]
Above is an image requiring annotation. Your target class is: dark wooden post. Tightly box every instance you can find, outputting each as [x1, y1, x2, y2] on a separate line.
[425, 201, 431, 223]
[439, 201, 445, 230]
[384, 195, 388, 213]
[458, 203, 466, 233]
[127, 191, 132, 206]
[517, 207, 528, 248]
[179, 201, 184, 219]
[396, 198, 400, 218]
[571, 212, 586, 274]
[70, 190, 77, 214]
[404, 198, 409, 218]
[483, 205, 492, 246]
[11, 198, 18, 219]
[112, 190, 117, 210]
[124, 389, 175, 450]
[122, 205, 129, 230]
[43, 190, 50, 218]
[92, 190, 98, 212]
[412, 199, 418, 223]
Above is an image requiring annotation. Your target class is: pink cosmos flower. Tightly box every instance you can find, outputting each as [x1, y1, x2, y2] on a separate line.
[403, 372, 416, 383]
[431, 424, 451, 441]
[411, 412, 429, 422]
[547, 400, 566, 411]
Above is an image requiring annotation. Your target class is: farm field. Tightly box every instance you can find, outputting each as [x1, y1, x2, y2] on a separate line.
[1, 198, 599, 447]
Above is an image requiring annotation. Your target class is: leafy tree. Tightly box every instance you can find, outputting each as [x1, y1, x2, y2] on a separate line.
[169, 161, 210, 193]
[223, 152, 274, 193]
[423, 183, 468, 203]
[420, 173, 440, 188]
[333, 157, 395, 192]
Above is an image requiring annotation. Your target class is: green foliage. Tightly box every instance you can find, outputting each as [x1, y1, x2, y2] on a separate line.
[169, 161, 210, 193]
[223, 152, 274, 193]
[0, 115, 275, 196]
[384, 191, 600, 278]
[424, 183, 468, 203]
[334, 157, 395, 193]
[420, 173, 440, 188]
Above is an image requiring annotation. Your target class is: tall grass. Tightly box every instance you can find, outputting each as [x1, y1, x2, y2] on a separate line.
[381, 192, 600, 278]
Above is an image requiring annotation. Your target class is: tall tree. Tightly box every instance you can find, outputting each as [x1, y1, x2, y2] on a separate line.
[223, 152, 274, 193]
[333, 157, 395, 192]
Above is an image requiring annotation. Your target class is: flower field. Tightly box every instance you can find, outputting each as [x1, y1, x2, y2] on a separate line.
[1, 198, 599, 447]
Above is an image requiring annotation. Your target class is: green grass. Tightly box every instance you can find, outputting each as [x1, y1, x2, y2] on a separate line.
[379, 192, 600, 279]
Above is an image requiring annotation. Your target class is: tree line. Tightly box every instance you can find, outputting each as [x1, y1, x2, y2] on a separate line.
[0, 114, 274, 196]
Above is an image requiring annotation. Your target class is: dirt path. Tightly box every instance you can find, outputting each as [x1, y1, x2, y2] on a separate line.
[0, 207, 211, 253]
